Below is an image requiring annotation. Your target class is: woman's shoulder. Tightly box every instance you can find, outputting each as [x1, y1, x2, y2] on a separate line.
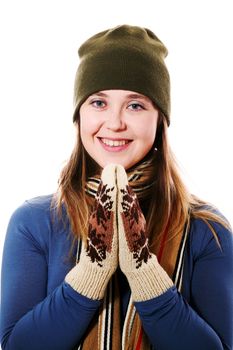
[5, 194, 71, 253]
[25, 193, 54, 208]
[189, 208, 233, 259]
[6, 194, 64, 243]
[9, 194, 55, 223]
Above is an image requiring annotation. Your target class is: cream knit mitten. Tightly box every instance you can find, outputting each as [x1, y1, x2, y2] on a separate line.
[65, 164, 118, 300]
[116, 165, 173, 302]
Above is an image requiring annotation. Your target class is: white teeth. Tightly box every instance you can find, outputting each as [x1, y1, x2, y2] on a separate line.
[101, 138, 129, 147]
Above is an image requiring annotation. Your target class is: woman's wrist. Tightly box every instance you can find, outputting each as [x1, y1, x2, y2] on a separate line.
[65, 256, 115, 300]
[123, 254, 174, 302]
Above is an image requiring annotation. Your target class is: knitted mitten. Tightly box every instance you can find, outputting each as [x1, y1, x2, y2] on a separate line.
[116, 165, 173, 302]
[65, 164, 118, 300]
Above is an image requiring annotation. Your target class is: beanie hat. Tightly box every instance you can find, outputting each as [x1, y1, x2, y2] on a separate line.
[73, 24, 171, 125]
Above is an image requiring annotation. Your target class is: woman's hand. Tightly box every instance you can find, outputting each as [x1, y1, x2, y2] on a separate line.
[116, 165, 173, 301]
[65, 164, 118, 300]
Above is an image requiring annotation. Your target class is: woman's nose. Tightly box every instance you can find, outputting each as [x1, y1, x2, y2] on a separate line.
[105, 109, 126, 131]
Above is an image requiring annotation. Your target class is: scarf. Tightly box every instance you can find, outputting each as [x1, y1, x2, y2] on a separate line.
[85, 159, 155, 201]
[76, 161, 189, 349]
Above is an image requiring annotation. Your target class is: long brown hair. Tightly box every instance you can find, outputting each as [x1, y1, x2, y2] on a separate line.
[55, 112, 230, 247]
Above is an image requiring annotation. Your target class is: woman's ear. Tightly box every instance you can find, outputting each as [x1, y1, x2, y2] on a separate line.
[152, 111, 164, 149]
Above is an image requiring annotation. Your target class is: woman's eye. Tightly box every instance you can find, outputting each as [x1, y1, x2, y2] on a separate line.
[91, 100, 106, 108]
[128, 103, 144, 111]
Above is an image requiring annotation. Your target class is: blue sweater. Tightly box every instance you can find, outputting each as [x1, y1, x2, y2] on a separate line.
[1, 195, 233, 350]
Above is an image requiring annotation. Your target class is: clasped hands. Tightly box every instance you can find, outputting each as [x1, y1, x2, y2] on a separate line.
[85, 163, 151, 277]
[66, 164, 173, 301]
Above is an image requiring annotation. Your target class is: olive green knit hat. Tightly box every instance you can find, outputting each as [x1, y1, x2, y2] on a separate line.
[73, 24, 171, 125]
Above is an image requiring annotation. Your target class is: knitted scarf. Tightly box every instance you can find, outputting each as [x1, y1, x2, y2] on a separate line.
[75, 161, 189, 349]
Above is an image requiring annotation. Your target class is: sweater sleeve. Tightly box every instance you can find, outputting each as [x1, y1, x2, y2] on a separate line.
[0, 201, 101, 350]
[134, 220, 233, 350]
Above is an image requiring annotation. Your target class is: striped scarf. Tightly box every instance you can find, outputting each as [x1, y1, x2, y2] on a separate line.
[85, 159, 155, 200]
[76, 161, 190, 349]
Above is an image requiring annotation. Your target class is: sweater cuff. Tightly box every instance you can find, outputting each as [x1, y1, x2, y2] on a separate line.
[125, 254, 174, 302]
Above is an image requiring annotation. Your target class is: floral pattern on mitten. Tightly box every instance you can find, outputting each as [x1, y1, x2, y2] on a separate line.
[65, 164, 118, 300]
[119, 185, 151, 268]
[116, 164, 173, 301]
[87, 182, 115, 267]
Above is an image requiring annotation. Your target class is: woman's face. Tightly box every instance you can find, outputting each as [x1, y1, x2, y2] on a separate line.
[79, 89, 159, 169]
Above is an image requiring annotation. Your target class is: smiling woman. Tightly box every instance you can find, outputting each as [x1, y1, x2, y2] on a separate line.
[79, 90, 159, 169]
[1, 24, 232, 350]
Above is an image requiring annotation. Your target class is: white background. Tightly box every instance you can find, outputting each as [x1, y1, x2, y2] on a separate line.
[0, 0, 232, 263]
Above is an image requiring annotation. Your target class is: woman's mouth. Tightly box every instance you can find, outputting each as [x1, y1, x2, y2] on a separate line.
[98, 138, 132, 152]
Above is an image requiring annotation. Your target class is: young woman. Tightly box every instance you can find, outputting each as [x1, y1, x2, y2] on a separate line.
[1, 25, 232, 350]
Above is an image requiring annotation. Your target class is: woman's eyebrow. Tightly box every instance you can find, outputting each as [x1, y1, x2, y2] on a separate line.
[88, 92, 151, 102]
[125, 93, 151, 102]
[89, 92, 108, 98]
